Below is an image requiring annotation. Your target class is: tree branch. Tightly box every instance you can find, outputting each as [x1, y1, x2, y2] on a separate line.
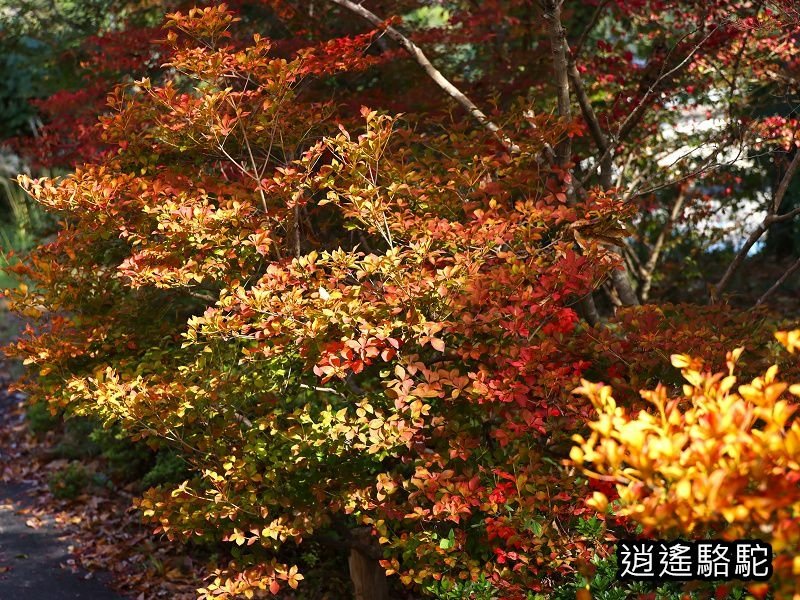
[544, 0, 638, 308]
[578, 23, 723, 189]
[330, 0, 517, 152]
[755, 255, 800, 307]
[639, 186, 687, 301]
[567, 54, 613, 188]
[771, 152, 800, 213]
[571, 0, 611, 62]
[543, 0, 572, 167]
[754, 258, 800, 308]
[715, 150, 800, 299]
[617, 24, 722, 144]
[543, 0, 602, 322]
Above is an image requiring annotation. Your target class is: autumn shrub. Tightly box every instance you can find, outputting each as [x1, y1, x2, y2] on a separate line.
[6, 5, 631, 598]
[140, 450, 190, 490]
[572, 329, 800, 598]
[26, 399, 60, 436]
[28, 406, 169, 486]
[9, 1, 800, 598]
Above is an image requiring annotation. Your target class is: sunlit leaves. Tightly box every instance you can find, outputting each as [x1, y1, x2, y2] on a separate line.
[8, 3, 637, 598]
[574, 330, 800, 596]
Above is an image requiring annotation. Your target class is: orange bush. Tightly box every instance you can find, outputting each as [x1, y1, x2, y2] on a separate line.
[7, 6, 624, 597]
[572, 329, 800, 596]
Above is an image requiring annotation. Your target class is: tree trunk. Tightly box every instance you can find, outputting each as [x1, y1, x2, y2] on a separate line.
[348, 528, 389, 600]
[609, 251, 640, 307]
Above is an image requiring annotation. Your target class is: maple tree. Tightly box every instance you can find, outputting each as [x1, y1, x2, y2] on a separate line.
[2, 1, 800, 599]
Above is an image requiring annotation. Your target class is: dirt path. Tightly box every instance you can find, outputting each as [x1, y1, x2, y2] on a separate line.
[0, 482, 125, 599]
[0, 307, 127, 599]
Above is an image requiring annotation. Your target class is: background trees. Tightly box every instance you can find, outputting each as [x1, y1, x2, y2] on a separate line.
[2, 1, 799, 599]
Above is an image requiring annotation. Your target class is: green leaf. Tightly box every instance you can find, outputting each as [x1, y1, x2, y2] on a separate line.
[439, 528, 455, 549]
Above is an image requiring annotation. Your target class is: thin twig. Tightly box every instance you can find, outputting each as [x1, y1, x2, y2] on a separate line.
[578, 22, 725, 188]
[755, 256, 800, 307]
[639, 186, 687, 301]
[572, 0, 611, 62]
[546, 1, 638, 306]
[567, 52, 612, 187]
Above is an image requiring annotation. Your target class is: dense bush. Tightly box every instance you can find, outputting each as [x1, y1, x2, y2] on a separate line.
[573, 330, 800, 599]
[9, 6, 627, 597]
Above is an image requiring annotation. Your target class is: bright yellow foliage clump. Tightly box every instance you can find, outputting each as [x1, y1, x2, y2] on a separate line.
[572, 330, 800, 591]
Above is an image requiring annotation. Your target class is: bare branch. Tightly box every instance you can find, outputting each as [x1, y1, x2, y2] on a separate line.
[543, 0, 572, 167]
[714, 225, 769, 299]
[617, 25, 722, 143]
[578, 294, 602, 326]
[572, 0, 611, 62]
[567, 55, 612, 187]
[299, 382, 346, 397]
[639, 186, 687, 301]
[601, 280, 623, 307]
[715, 151, 800, 299]
[234, 412, 254, 429]
[621, 239, 646, 280]
[330, 0, 517, 152]
[607, 259, 641, 306]
[771, 152, 800, 213]
[544, 0, 638, 307]
[768, 205, 800, 223]
[579, 23, 725, 188]
[542, 0, 604, 322]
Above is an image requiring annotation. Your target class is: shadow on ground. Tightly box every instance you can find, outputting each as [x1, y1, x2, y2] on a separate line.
[0, 302, 127, 599]
[0, 482, 125, 599]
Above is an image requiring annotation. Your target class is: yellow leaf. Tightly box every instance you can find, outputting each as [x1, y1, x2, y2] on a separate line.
[587, 491, 608, 512]
[776, 330, 800, 353]
[670, 354, 692, 369]
[675, 479, 692, 501]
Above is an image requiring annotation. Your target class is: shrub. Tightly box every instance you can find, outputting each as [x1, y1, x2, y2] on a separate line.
[27, 400, 59, 436]
[49, 461, 91, 500]
[7, 5, 627, 597]
[573, 329, 800, 598]
[141, 450, 189, 490]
